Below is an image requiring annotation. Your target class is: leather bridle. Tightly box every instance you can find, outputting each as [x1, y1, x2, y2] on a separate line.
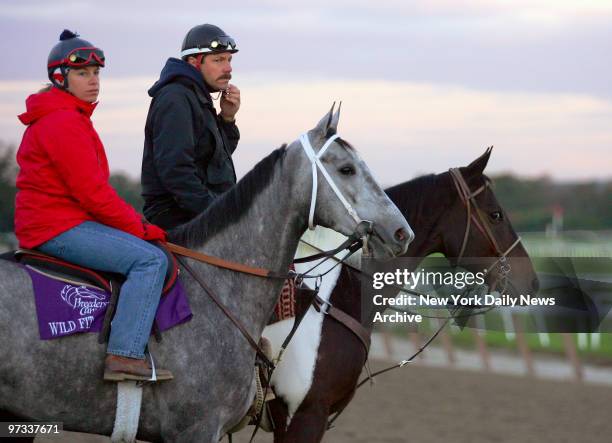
[448, 167, 522, 291]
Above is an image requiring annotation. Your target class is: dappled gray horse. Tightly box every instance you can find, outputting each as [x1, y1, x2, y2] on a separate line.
[0, 105, 413, 442]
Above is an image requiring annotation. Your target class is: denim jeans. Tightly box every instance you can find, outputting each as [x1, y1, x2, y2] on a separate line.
[38, 221, 167, 359]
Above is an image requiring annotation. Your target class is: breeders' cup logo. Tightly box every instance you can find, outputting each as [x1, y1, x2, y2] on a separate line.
[60, 285, 109, 315]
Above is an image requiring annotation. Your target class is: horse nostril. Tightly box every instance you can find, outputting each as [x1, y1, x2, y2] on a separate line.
[395, 228, 407, 242]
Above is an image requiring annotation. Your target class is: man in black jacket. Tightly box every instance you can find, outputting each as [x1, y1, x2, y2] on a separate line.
[141, 24, 241, 229]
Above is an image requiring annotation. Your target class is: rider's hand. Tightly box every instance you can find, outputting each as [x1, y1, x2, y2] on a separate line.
[143, 223, 167, 242]
[220, 84, 240, 122]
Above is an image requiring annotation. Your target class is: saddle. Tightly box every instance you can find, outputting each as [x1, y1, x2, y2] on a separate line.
[11, 245, 180, 343]
[13, 246, 179, 294]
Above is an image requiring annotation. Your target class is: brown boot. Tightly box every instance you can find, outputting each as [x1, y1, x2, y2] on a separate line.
[103, 354, 174, 382]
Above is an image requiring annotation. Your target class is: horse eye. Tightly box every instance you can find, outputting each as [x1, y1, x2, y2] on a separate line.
[339, 166, 355, 176]
[490, 211, 503, 223]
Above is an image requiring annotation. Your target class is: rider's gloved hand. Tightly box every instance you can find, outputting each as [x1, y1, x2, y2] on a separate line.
[143, 223, 167, 242]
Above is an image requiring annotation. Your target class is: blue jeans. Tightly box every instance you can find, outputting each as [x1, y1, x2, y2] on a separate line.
[38, 221, 167, 359]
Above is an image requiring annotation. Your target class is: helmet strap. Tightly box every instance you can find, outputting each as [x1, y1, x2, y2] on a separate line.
[49, 66, 70, 91]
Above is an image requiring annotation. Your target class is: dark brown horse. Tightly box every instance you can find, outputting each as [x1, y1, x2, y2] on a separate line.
[263, 148, 539, 443]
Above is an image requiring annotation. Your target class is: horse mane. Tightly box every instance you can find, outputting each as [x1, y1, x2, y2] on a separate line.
[169, 145, 287, 247]
[386, 169, 492, 226]
[385, 174, 436, 225]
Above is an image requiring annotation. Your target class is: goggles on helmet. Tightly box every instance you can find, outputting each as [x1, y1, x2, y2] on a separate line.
[180, 36, 237, 57]
[48, 47, 106, 69]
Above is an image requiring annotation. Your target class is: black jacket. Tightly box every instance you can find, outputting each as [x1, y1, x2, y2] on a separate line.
[141, 58, 239, 223]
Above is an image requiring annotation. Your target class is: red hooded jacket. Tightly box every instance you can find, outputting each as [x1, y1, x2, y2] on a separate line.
[15, 87, 149, 248]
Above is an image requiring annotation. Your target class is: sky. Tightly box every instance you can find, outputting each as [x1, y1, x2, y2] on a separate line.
[1, 0, 611, 185]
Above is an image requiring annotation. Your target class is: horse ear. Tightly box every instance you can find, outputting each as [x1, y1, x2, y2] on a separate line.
[311, 102, 336, 137]
[466, 146, 493, 176]
[329, 101, 342, 132]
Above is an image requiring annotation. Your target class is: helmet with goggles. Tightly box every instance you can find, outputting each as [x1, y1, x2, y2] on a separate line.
[47, 29, 105, 90]
[180, 24, 238, 60]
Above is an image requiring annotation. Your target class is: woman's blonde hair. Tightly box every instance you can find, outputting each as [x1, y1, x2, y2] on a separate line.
[38, 84, 53, 93]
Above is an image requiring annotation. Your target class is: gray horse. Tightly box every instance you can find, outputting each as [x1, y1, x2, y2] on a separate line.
[0, 106, 413, 442]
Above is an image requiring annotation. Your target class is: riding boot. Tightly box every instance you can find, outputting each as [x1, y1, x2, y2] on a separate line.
[103, 354, 174, 382]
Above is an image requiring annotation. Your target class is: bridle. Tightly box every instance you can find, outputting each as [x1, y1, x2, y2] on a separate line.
[299, 132, 368, 231]
[449, 167, 521, 292]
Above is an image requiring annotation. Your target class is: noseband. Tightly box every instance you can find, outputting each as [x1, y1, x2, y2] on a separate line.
[449, 168, 522, 289]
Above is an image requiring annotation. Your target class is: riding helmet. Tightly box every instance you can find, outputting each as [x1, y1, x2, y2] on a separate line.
[47, 29, 105, 90]
[180, 24, 238, 59]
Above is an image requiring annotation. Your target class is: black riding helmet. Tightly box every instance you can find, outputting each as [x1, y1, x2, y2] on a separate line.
[47, 29, 105, 90]
[180, 24, 238, 60]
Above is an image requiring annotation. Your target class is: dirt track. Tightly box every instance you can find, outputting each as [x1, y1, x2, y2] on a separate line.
[234, 360, 612, 443]
[37, 359, 612, 443]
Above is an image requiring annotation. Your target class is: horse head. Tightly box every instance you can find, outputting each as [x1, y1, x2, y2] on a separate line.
[439, 147, 539, 296]
[286, 103, 414, 260]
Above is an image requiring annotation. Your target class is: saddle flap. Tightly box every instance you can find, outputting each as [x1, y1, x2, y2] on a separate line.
[15, 248, 116, 292]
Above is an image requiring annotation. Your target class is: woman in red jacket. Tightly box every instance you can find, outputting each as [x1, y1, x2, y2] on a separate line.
[15, 30, 172, 381]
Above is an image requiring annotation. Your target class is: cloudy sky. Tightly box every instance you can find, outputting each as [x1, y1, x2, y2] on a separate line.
[1, 0, 611, 185]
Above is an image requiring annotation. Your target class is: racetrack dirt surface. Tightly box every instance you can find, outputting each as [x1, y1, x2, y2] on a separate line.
[36, 359, 612, 443]
[234, 360, 612, 443]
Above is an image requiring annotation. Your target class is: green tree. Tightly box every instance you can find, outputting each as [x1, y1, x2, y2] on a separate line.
[492, 173, 612, 231]
[109, 172, 144, 213]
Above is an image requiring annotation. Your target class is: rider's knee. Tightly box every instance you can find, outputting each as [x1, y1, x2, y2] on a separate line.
[140, 245, 168, 275]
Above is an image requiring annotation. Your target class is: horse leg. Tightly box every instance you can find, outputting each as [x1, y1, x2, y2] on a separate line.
[268, 398, 290, 442]
[279, 405, 330, 443]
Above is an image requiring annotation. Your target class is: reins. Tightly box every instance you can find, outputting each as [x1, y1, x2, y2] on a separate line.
[166, 242, 288, 279]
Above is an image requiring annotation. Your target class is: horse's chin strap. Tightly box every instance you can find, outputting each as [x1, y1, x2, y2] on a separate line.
[299, 133, 363, 230]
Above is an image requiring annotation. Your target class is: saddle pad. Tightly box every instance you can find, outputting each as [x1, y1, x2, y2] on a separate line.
[269, 277, 296, 324]
[25, 265, 192, 340]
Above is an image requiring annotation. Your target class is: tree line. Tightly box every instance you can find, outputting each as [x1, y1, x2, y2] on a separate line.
[0, 141, 610, 233]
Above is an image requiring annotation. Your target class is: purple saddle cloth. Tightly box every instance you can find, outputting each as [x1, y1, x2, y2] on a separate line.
[24, 266, 192, 340]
